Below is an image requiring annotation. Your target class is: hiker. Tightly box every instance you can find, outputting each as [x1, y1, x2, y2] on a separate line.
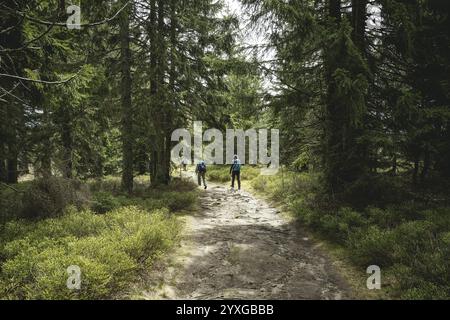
[195, 160, 208, 189]
[230, 155, 241, 191]
[182, 159, 187, 171]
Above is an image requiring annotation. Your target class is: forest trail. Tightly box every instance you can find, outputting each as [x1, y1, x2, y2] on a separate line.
[141, 175, 352, 300]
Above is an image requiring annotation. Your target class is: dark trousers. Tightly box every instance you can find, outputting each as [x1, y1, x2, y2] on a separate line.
[197, 172, 206, 186]
[231, 171, 241, 190]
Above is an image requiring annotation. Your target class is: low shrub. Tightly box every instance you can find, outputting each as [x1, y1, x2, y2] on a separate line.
[0, 206, 181, 299]
[347, 226, 395, 268]
[340, 174, 409, 208]
[0, 185, 27, 224]
[21, 177, 91, 219]
[248, 170, 450, 299]
[160, 192, 197, 212]
[365, 207, 394, 229]
[92, 192, 120, 214]
[318, 214, 349, 243]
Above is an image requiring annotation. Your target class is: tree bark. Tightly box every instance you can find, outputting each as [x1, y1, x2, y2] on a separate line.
[421, 149, 431, 184]
[324, 0, 342, 192]
[0, 109, 6, 182]
[351, 0, 368, 54]
[0, 0, 25, 184]
[61, 119, 73, 179]
[119, 0, 134, 193]
[152, 0, 170, 186]
[329, 0, 341, 22]
[148, 0, 158, 184]
[0, 143, 6, 183]
[413, 157, 420, 186]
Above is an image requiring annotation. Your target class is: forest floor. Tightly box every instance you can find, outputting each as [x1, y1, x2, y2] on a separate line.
[136, 173, 353, 300]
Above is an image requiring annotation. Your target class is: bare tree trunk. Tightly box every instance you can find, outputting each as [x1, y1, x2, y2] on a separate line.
[413, 157, 420, 186]
[0, 127, 6, 182]
[148, 0, 158, 185]
[40, 89, 52, 177]
[61, 120, 73, 179]
[329, 0, 341, 21]
[164, 0, 178, 182]
[324, 0, 342, 192]
[5, 102, 19, 184]
[1, 0, 25, 185]
[120, 0, 134, 193]
[351, 0, 368, 54]
[421, 149, 431, 185]
[152, 0, 169, 186]
[392, 153, 397, 175]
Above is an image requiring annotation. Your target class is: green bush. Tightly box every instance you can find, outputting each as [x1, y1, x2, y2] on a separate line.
[391, 221, 437, 262]
[21, 177, 91, 219]
[401, 282, 450, 300]
[251, 175, 268, 192]
[347, 226, 395, 267]
[366, 207, 394, 228]
[318, 214, 349, 243]
[161, 192, 197, 212]
[0, 206, 180, 299]
[341, 174, 409, 208]
[340, 207, 367, 229]
[0, 183, 30, 224]
[248, 170, 450, 299]
[92, 192, 120, 214]
[422, 208, 450, 232]
[88, 178, 198, 214]
[117, 191, 198, 213]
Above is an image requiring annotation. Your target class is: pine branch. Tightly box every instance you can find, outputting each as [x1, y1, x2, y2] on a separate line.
[0, 1, 131, 28]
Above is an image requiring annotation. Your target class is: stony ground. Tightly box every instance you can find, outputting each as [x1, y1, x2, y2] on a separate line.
[139, 178, 352, 300]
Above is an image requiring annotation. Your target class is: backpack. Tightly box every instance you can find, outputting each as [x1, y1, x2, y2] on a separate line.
[198, 163, 207, 173]
[232, 160, 241, 172]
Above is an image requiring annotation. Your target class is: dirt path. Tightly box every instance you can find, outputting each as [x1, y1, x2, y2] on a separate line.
[142, 177, 352, 300]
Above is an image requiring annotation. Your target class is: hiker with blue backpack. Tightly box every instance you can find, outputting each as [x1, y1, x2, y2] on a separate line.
[196, 160, 208, 189]
[230, 155, 241, 191]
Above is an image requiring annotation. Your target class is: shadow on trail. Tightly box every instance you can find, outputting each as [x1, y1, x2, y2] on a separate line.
[157, 181, 352, 300]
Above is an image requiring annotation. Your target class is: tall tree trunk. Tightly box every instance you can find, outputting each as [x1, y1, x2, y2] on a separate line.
[351, 0, 368, 54]
[152, 0, 169, 186]
[148, 0, 158, 184]
[40, 85, 52, 177]
[392, 153, 397, 175]
[1, 0, 25, 184]
[119, 0, 134, 193]
[421, 149, 431, 185]
[413, 157, 420, 186]
[0, 106, 6, 182]
[6, 108, 18, 184]
[324, 0, 342, 193]
[61, 119, 73, 179]
[329, 0, 341, 21]
[324, 0, 370, 195]
[0, 141, 6, 183]
[5, 102, 19, 184]
[164, 0, 178, 182]
[6, 157, 18, 184]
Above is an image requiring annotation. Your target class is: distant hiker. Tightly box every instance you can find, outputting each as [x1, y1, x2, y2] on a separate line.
[230, 155, 241, 191]
[182, 159, 187, 171]
[196, 160, 208, 189]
